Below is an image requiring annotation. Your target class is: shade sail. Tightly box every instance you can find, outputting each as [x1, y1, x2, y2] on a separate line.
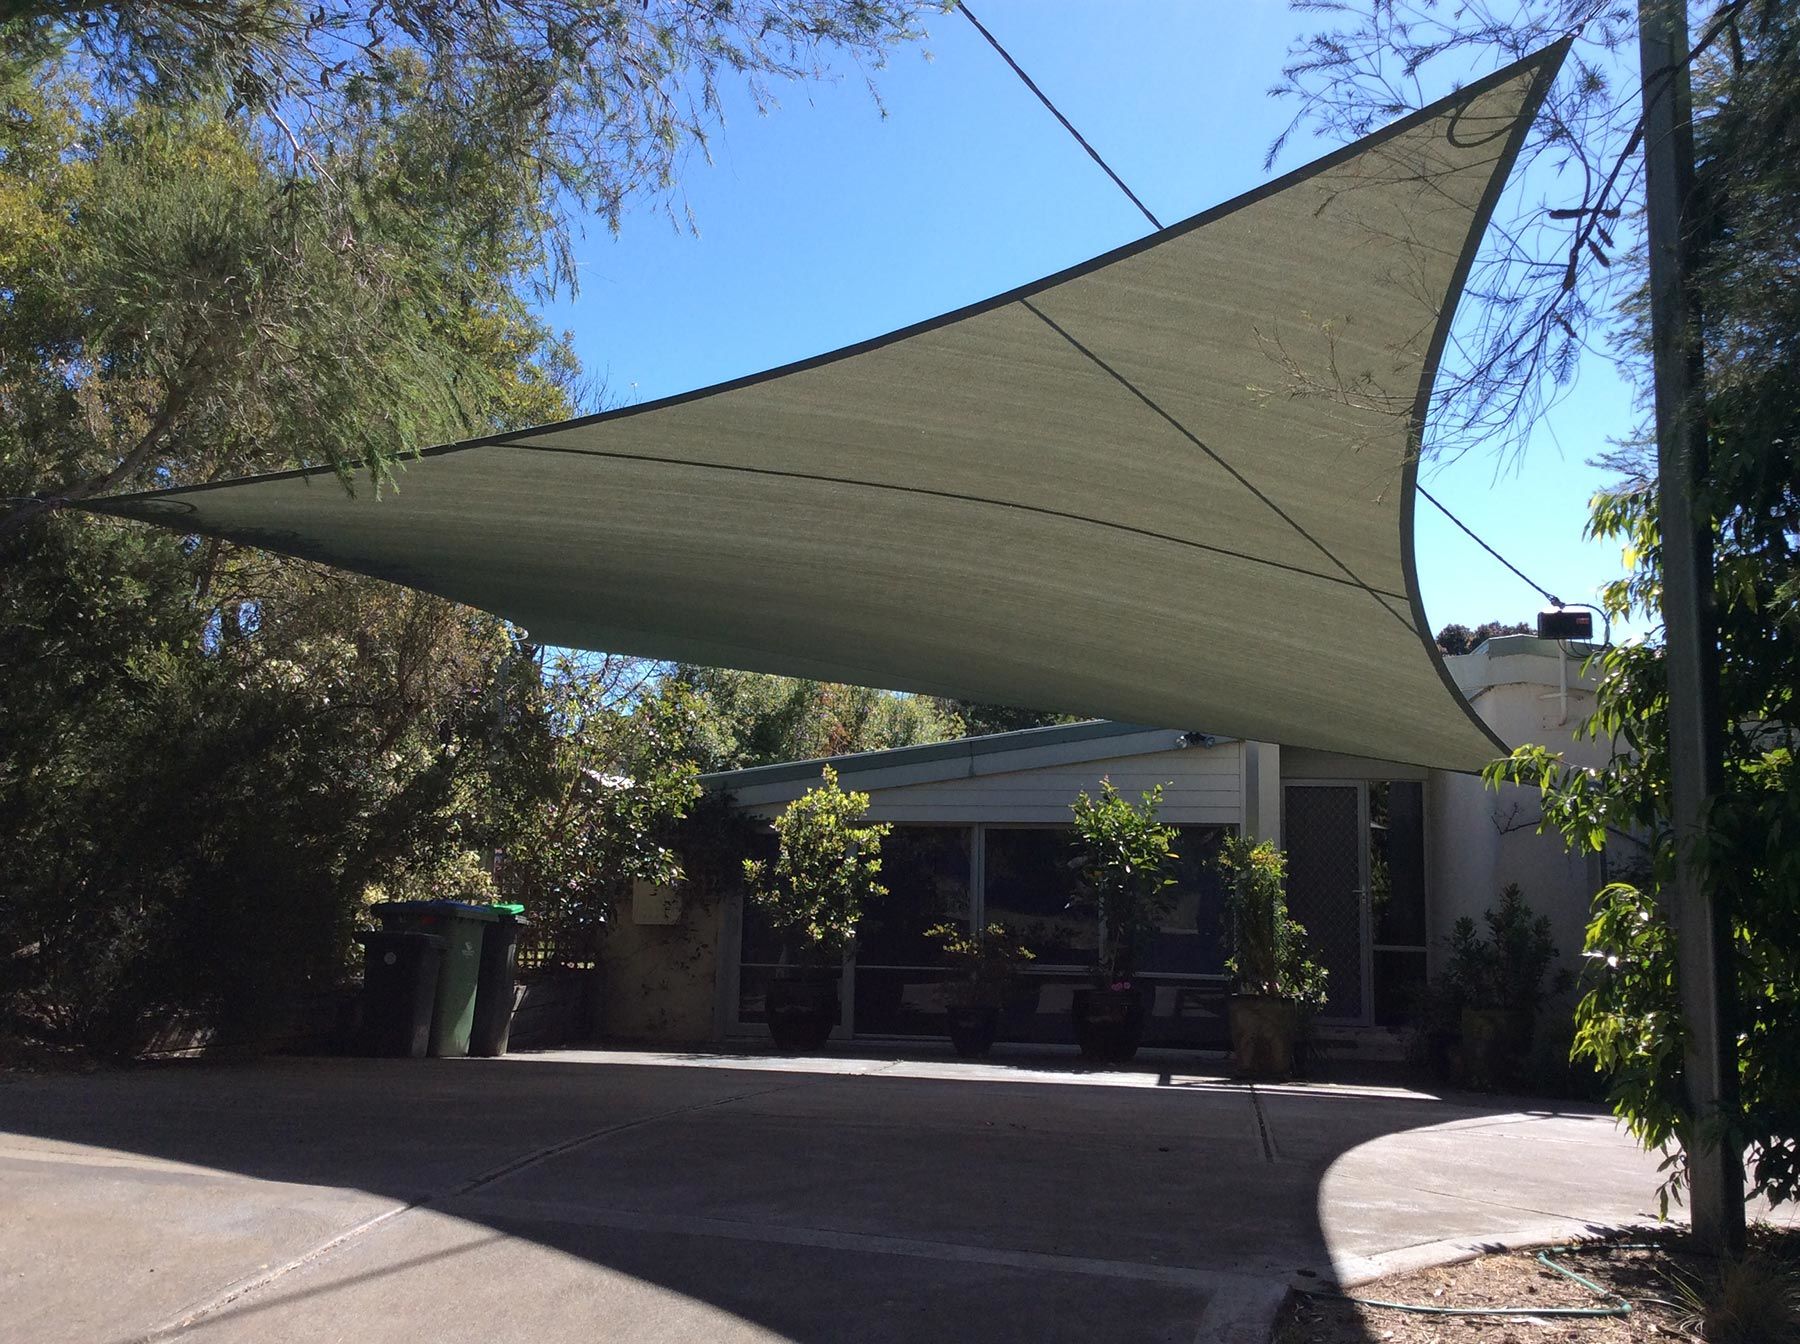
[87, 46, 1566, 772]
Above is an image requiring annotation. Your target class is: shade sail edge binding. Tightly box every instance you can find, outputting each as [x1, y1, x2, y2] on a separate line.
[84, 43, 1570, 774]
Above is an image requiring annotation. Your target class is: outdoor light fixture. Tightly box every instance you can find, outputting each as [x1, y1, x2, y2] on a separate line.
[1536, 607, 1594, 641]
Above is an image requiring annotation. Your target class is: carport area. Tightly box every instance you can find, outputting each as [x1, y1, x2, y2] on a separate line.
[3, 1049, 1675, 1344]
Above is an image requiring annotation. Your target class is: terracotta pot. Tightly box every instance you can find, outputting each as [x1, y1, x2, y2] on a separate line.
[1229, 994, 1299, 1079]
[765, 974, 839, 1052]
[1071, 986, 1147, 1062]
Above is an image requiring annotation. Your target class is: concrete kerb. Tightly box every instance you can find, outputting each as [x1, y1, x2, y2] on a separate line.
[1186, 1222, 1657, 1344]
[1321, 1218, 1656, 1291]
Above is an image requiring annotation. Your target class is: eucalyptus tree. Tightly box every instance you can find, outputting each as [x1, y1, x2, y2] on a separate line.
[1274, 0, 1797, 1218]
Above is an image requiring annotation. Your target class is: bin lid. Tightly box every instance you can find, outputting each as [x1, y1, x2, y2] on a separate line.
[355, 930, 450, 948]
[372, 899, 502, 921]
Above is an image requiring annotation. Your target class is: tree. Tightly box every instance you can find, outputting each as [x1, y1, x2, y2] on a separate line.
[1279, 0, 1797, 1217]
[928, 699, 1082, 738]
[676, 666, 965, 771]
[0, 68, 587, 1050]
[9, 1, 938, 239]
[1066, 781, 1179, 985]
[497, 665, 704, 945]
[1434, 621, 1533, 657]
[0, 53, 580, 538]
[741, 766, 890, 967]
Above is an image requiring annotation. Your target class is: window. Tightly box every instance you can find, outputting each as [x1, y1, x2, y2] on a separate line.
[1140, 826, 1231, 977]
[854, 827, 973, 1036]
[981, 827, 1094, 967]
[1371, 781, 1427, 1026]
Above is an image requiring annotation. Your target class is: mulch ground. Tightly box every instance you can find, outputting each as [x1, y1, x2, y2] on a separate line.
[1271, 1229, 1798, 1343]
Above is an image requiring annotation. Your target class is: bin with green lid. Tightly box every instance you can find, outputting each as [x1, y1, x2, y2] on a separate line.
[470, 904, 527, 1057]
[372, 901, 499, 1057]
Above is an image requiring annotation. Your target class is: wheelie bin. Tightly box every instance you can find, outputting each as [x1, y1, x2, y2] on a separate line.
[470, 904, 527, 1057]
[355, 930, 447, 1058]
[372, 901, 499, 1057]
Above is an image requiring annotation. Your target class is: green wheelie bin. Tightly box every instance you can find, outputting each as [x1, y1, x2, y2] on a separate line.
[372, 901, 499, 1057]
[470, 903, 526, 1057]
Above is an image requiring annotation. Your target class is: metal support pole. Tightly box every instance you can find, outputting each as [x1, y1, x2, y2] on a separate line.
[1636, 0, 1744, 1253]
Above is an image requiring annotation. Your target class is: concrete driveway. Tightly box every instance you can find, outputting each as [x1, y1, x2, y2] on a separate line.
[1, 1049, 1677, 1344]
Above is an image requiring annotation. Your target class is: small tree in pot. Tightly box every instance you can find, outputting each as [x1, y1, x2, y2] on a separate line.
[924, 921, 1035, 1058]
[742, 766, 889, 1052]
[1066, 781, 1179, 1062]
[1215, 836, 1327, 1079]
[1435, 884, 1566, 1090]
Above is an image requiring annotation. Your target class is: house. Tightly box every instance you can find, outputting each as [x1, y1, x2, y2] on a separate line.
[597, 635, 1614, 1051]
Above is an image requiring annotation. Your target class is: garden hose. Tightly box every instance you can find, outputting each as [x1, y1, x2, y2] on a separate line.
[1298, 1244, 1643, 1319]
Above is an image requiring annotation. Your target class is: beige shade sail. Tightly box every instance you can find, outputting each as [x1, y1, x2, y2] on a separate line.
[87, 46, 1566, 773]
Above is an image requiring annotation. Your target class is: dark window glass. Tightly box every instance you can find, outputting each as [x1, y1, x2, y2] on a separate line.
[857, 826, 972, 967]
[853, 967, 955, 1036]
[1371, 781, 1427, 947]
[737, 828, 784, 965]
[1141, 825, 1231, 976]
[982, 827, 1095, 966]
[1373, 948, 1428, 1026]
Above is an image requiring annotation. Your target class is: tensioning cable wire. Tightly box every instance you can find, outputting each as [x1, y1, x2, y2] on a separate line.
[960, 6, 1567, 616]
[956, 3, 1163, 230]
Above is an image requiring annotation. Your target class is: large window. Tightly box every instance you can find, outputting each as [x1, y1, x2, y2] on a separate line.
[1141, 826, 1231, 976]
[854, 827, 973, 1036]
[981, 827, 1094, 967]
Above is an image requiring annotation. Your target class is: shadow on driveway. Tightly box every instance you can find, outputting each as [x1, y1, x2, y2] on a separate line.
[0, 1050, 1662, 1344]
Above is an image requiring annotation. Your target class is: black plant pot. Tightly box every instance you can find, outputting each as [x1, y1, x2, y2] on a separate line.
[945, 1003, 1000, 1058]
[765, 975, 839, 1052]
[1071, 987, 1146, 1063]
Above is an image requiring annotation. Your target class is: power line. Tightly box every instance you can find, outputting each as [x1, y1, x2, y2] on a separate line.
[962, 9, 1563, 616]
[956, 3, 1163, 230]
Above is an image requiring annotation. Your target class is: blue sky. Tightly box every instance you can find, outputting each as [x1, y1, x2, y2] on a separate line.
[535, 1, 1641, 646]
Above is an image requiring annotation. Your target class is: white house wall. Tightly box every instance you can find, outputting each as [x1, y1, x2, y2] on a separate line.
[739, 738, 1244, 827]
[1428, 638, 1612, 973]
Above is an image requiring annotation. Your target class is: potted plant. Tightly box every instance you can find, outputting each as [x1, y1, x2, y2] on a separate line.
[924, 921, 1035, 1058]
[741, 766, 889, 1052]
[1436, 884, 1567, 1089]
[1066, 781, 1180, 1062]
[1215, 836, 1328, 1079]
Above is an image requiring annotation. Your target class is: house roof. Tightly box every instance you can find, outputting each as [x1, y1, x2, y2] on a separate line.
[83, 46, 1564, 774]
[700, 718, 1198, 795]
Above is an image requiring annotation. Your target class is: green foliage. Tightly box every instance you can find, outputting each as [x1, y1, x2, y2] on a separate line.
[1437, 885, 1568, 1017]
[928, 700, 1082, 738]
[0, 56, 582, 530]
[677, 666, 965, 770]
[924, 922, 1035, 991]
[1465, 4, 1800, 1212]
[1659, 1233, 1800, 1344]
[1213, 836, 1328, 1009]
[1276, 0, 1798, 1208]
[16, 0, 938, 251]
[498, 666, 704, 942]
[1066, 781, 1178, 985]
[1434, 621, 1532, 657]
[742, 766, 890, 967]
